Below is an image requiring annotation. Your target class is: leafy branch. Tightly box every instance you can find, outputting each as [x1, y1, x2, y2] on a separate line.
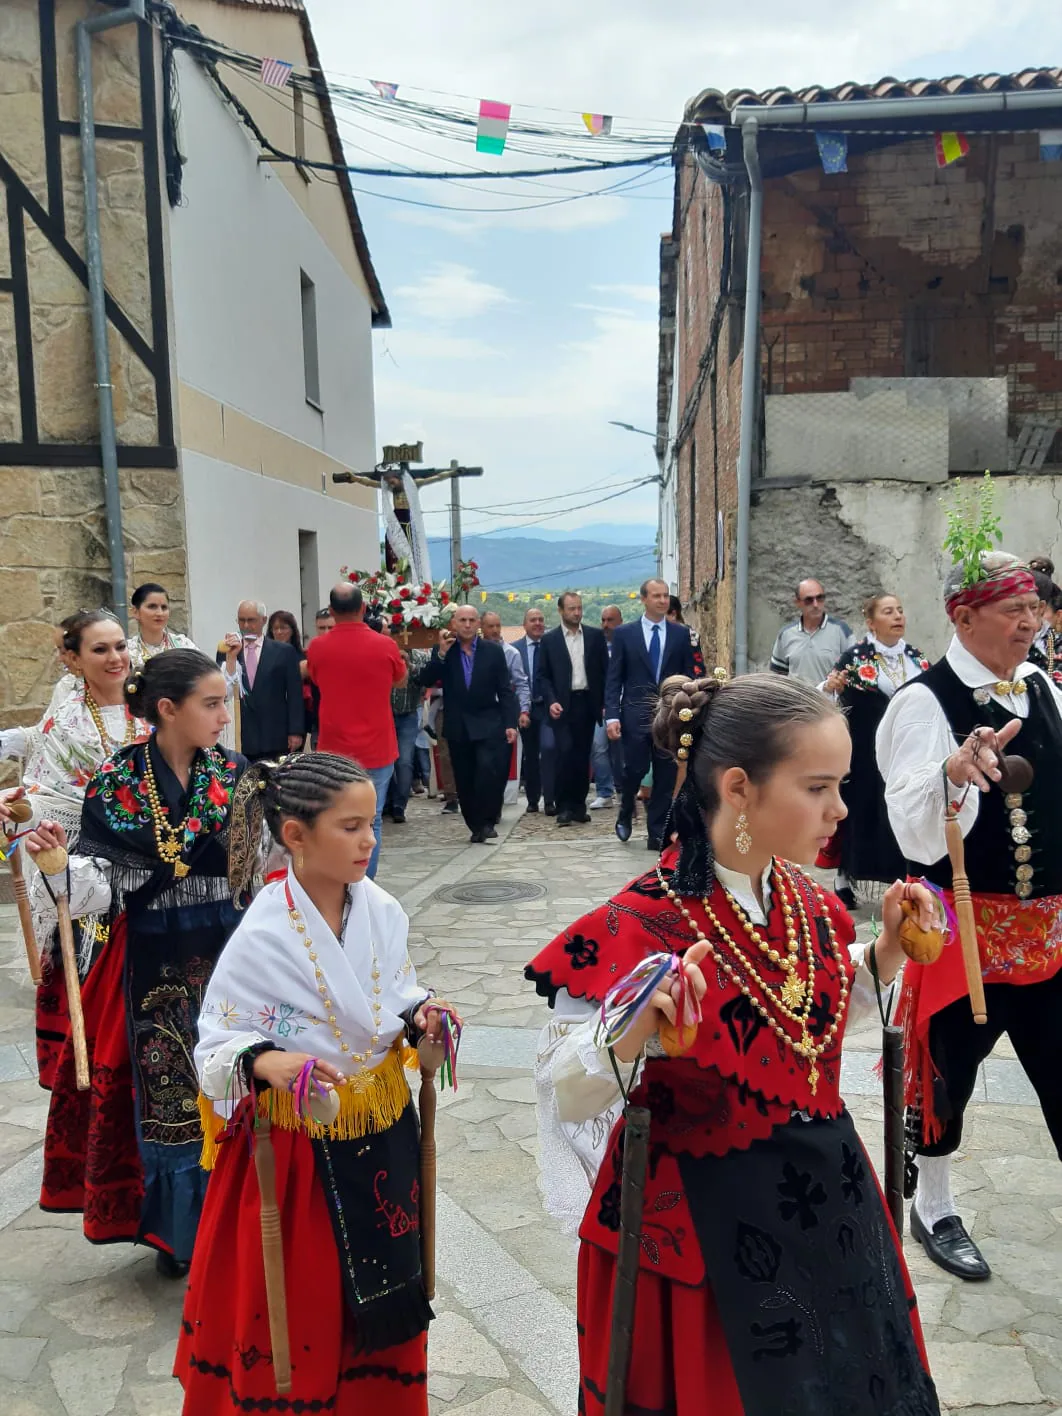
[941, 471, 1002, 589]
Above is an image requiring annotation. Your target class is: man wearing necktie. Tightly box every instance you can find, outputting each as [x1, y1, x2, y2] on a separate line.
[217, 600, 304, 761]
[604, 579, 697, 850]
[514, 608, 555, 814]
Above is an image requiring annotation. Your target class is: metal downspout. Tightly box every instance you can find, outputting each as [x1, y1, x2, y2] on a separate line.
[76, 1, 146, 618]
[733, 120, 763, 676]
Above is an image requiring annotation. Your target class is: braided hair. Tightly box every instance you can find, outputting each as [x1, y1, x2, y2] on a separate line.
[652, 671, 842, 895]
[60, 608, 122, 654]
[124, 648, 222, 726]
[228, 752, 371, 897]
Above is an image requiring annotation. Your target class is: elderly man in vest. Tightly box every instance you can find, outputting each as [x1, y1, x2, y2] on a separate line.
[877, 551, 1062, 1281]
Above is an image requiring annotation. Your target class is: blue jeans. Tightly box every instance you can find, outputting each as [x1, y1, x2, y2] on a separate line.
[386, 712, 420, 817]
[413, 745, 431, 785]
[365, 763, 394, 880]
[591, 721, 614, 798]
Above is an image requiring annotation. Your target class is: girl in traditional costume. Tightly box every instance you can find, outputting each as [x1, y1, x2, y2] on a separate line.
[818, 593, 929, 904]
[0, 611, 151, 1082]
[127, 581, 199, 671]
[178, 752, 457, 1414]
[23, 649, 244, 1275]
[527, 672, 941, 1416]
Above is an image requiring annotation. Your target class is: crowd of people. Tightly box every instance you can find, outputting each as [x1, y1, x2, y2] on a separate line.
[0, 529, 1057, 1412]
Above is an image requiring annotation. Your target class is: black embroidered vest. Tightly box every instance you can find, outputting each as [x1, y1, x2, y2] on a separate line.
[909, 659, 1062, 898]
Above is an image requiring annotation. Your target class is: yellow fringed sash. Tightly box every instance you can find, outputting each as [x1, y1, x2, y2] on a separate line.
[198, 1041, 420, 1171]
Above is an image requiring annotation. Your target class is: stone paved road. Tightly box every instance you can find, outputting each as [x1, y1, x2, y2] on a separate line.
[0, 792, 1058, 1414]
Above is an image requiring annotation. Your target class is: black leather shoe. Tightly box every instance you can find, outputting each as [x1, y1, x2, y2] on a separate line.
[911, 1209, 991, 1281]
[525, 802, 539, 814]
[646, 836, 663, 852]
[615, 814, 632, 843]
[470, 830, 488, 843]
[441, 801, 459, 814]
[156, 1251, 190, 1280]
[390, 811, 407, 824]
[485, 826, 498, 839]
[544, 801, 557, 817]
[574, 812, 591, 824]
[556, 812, 572, 827]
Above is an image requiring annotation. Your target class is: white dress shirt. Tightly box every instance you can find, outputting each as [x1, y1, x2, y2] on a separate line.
[564, 626, 588, 691]
[876, 635, 1062, 867]
[641, 614, 667, 672]
[501, 640, 531, 714]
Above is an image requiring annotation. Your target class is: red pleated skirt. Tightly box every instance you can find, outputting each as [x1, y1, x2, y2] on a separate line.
[176, 1122, 428, 1414]
[38, 919, 145, 1245]
[577, 1241, 743, 1415]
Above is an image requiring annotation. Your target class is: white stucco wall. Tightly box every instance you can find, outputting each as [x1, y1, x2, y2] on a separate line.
[749, 475, 1062, 669]
[167, 53, 378, 635]
[182, 453, 378, 647]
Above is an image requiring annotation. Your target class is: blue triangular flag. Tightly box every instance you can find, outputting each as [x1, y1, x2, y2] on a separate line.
[1040, 130, 1062, 161]
[701, 124, 727, 153]
[816, 131, 847, 174]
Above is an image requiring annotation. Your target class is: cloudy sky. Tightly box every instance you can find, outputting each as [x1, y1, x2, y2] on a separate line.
[306, 0, 1060, 546]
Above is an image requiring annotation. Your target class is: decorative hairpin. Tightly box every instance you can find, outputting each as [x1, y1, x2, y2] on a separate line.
[678, 707, 694, 722]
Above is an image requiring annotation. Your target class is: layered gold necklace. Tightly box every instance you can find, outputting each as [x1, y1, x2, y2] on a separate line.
[142, 749, 194, 877]
[659, 861, 850, 1094]
[286, 882, 383, 1070]
[84, 689, 137, 751]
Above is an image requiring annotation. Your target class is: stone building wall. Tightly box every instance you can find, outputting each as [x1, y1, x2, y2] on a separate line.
[0, 0, 185, 730]
[673, 132, 1062, 667]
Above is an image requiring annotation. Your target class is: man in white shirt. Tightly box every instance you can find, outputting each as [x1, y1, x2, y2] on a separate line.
[538, 593, 608, 826]
[513, 608, 555, 814]
[877, 551, 1062, 1283]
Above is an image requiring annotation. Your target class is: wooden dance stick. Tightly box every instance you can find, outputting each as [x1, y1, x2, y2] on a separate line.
[253, 1117, 292, 1394]
[605, 1104, 651, 1416]
[881, 1024, 905, 1232]
[944, 808, 988, 1025]
[34, 845, 90, 1090]
[4, 797, 41, 986]
[418, 1034, 445, 1302]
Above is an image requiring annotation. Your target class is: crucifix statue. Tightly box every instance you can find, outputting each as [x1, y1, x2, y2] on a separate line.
[333, 446, 484, 583]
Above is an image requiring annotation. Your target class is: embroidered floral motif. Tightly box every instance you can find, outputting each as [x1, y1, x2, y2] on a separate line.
[837, 640, 928, 694]
[257, 1002, 306, 1038]
[841, 1143, 866, 1205]
[564, 933, 599, 969]
[87, 747, 236, 854]
[777, 1162, 828, 1230]
[733, 1221, 782, 1282]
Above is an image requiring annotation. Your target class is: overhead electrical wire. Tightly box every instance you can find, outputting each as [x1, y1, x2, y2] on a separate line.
[491, 546, 655, 590]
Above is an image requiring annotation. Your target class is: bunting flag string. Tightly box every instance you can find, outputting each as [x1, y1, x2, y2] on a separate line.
[701, 124, 727, 153]
[259, 57, 293, 90]
[371, 80, 399, 100]
[1040, 129, 1062, 161]
[582, 113, 613, 137]
[815, 131, 848, 174]
[935, 131, 970, 167]
[476, 98, 512, 155]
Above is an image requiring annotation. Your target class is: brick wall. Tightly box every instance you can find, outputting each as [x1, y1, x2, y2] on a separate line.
[673, 132, 1062, 665]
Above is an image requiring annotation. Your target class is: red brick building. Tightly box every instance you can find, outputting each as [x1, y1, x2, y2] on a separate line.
[659, 72, 1062, 670]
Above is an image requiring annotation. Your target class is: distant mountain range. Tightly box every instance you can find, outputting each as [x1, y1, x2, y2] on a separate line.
[486, 522, 651, 546]
[427, 532, 655, 590]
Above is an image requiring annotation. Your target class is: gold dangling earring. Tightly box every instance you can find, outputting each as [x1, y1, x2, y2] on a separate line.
[735, 812, 752, 856]
[294, 849, 305, 873]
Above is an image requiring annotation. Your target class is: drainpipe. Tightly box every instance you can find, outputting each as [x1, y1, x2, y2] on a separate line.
[732, 119, 763, 676]
[76, 1, 146, 619]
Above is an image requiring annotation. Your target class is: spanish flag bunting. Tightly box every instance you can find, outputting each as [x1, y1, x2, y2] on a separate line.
[934, 132, 969, 167]
[476, 99, 511, 155]
[582, 113, 613, 137]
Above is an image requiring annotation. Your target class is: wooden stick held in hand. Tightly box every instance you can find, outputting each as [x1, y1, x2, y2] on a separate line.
[418, 1034, 444, 1302]
[605, 1105, 651, 1416]
[5, 797, 41, 985]
[944, 809, 988, 1024]
[35, 845, 90, 1090]
[254, 1117, 292, 1394]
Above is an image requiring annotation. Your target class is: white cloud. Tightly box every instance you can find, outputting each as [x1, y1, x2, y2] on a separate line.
[393, 263, 514, 321]
[388, 191, 632, 236]
[592, 283, 658, 304]
[379, 330, 502, 363]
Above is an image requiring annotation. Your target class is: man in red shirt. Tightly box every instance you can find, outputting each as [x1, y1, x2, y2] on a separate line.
[306, 582, 406, 879]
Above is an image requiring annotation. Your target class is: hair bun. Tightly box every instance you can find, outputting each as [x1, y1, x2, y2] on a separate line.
[652, 671, 727, 759]
[124, 670, 145, 698]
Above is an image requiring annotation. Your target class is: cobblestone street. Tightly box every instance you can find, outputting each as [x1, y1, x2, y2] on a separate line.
[0, 793, 1058, 1414]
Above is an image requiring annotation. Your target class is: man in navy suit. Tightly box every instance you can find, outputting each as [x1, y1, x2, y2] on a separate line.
[513, 607, 556, 814]
[418, 605, 518, 843]
[218, 600, 304, 762]
[604, 578, 696, 849]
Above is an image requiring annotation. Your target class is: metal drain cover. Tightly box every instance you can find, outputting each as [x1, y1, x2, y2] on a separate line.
[433, 880, 546, 905]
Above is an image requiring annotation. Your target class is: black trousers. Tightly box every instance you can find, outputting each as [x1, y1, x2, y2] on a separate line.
[448, 736, 506, 835]
[918, 967, 1062, 1159]
[554, 692, 597, 816]
[620, 732, 677, 842]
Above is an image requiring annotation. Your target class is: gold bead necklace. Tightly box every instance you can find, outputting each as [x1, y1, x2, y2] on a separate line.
[659, 861, 850, 1095]
[142, 748, 195, 878]
[286, 886, 383, 1069]
[84, 690, 136, 751]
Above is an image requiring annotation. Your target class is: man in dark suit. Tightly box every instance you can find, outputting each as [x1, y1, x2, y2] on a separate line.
[218, 600, 304, 762]
[538, 591, 608, 827]
[418, 605, 518, 843]
[604, 578, 696, 849]
[512, 607, 555, 815]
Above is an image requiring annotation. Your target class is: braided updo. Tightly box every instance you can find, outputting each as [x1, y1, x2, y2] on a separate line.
[228, 752, 372, 896]
[124, 648, 221, 726]
[653, 671, 843, 893]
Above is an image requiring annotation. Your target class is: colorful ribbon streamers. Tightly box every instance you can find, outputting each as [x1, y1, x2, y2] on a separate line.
[916, 877, 959, 943]
[434, 1007, 462, 1092]
[596, 952, 701, 1050]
